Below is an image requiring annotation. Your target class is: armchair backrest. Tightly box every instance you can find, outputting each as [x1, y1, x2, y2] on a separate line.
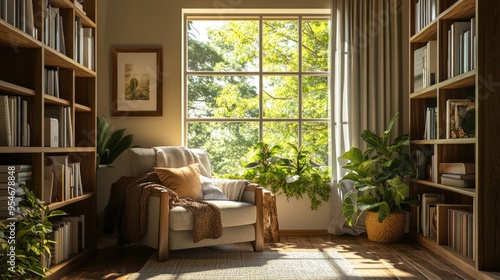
[129, 146, 213, 178]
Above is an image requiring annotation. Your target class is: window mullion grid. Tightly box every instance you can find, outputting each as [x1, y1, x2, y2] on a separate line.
[258, 16, 264, 141]
[298, 16, 303, 148]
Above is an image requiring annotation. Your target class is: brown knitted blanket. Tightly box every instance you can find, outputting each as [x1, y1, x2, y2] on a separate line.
[104, 172, 223, 243]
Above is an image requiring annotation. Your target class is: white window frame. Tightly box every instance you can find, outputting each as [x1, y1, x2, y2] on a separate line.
[182, 9, 331, 149]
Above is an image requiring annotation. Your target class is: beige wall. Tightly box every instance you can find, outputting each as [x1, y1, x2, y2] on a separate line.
[96, 0, 409, 231]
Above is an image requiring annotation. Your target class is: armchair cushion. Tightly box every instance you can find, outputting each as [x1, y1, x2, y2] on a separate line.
[169, 200, 256, 231]
[154, 164, 203, 200]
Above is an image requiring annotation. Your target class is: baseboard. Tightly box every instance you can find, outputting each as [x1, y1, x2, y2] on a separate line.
[279, 230, 329, 236]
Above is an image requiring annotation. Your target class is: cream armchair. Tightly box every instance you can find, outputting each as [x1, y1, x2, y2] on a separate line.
[118, 147, 264, 261]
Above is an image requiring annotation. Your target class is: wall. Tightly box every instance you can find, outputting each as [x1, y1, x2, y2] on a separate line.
[96, 0, 409, 232]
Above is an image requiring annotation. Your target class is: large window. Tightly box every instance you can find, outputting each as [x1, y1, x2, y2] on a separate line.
[184, 12, 331, 175]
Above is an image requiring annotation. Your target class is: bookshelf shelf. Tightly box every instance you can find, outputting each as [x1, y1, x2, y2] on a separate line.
[410, 20, 438, 42]
[439, 70, 476, 89]
[0, 0, 97, 278]
[410, 84, 438, 98]
[48, 192, 94, 210]
[409, 0, 500, 277]
[74, 103, 91, 112]
[441, 0, 476, 20]
[411, 179, 476, 197]
[44, 47, 95, 77]
[0, 20, 42, 48]
[410, 138, 476, 145]
[46, 248, 94, 279]
[45, 94, 72, 106]
[0, 80, 36, 96]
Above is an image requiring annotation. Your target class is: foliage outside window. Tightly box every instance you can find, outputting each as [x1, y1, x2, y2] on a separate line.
[185, 13, 331, 176]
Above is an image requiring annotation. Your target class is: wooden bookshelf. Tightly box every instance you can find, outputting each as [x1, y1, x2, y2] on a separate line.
[0, 0, 97, 278]
[408, 0, 500, 277]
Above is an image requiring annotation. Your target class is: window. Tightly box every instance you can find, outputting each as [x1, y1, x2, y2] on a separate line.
[184, 11, 331, 175]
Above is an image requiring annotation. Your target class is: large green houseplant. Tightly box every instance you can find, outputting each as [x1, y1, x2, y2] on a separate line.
[243, 141, 331, 210]
[339, 113, 417, 242]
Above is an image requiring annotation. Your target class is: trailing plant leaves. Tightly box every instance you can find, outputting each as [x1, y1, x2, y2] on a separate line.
[243, 141, 331, 210]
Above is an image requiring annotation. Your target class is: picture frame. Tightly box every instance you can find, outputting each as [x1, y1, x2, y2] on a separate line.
[112, 47, 163, 116]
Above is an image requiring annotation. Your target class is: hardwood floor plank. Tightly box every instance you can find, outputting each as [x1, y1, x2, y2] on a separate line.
[61, 234, 483, 279]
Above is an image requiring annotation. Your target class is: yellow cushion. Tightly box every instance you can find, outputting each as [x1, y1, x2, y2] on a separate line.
[154, 164, 203, 200]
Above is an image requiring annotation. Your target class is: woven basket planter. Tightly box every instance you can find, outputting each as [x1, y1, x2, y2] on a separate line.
[365, 211, 406, 243]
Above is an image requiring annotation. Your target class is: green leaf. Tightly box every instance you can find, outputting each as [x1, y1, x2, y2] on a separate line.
[361, 129, 383, 151]
[377, 202, 391, 222]
[339, 147, 364, 165]
[382, 113, 399, 149]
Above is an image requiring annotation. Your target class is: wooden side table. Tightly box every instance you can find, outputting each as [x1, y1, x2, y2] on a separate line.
[262, 190, 280, 242]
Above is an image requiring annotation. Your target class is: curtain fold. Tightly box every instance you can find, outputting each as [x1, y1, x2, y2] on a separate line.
[328, 0, 403, 235]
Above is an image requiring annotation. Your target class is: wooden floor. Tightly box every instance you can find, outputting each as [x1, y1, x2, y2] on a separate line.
[62, 234, 478, 280]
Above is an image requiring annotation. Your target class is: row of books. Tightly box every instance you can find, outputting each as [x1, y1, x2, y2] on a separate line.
[423, 106, 437, 140]
[0, 0, 37, 38]
[45, 215, 86, 266]
[0, 95, 30, 147]
[44, 1, 66, 54]
[413, 41, 436, 92]
[0, 164, 31, 218]
[45, 67, 61, 98]
[447, 19, 476, 79]
[75, 18, 95, 70]
[420, 193, 444, 238]
[414, 0, 437, 34]
[419, 193, 475, 260]
[44, 155, 83, 203]
[448, 208, 474, 259]
[45, 106, 73, 147]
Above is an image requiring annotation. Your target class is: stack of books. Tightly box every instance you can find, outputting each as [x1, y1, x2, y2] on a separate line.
[439, 162, 475, 188]
[0, 164, 31, 218]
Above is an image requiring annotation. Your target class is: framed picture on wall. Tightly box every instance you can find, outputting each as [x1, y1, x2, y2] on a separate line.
[112, 47, 163, 116]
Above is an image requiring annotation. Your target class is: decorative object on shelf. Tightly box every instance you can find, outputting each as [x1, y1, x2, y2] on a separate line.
[0, 184, 66, 279]
[97, 116, 136, 169]
[242, 141, 331, 211]
[111, 47, 163, 116]
[338, 113, 417, 243]
[460, 108, 475, 135]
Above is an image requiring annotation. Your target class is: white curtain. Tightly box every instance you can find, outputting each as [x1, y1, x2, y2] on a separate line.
[328, 0, 404, 235]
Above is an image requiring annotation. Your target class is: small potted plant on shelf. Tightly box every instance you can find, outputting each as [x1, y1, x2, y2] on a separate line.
[242, 141, 331, 211]
[0, 184, 66, 279]
[338, 113, 418, 243]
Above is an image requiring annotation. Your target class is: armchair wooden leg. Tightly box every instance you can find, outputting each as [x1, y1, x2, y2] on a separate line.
[252, 186, 264, 252]
[157, 190, 170, 261]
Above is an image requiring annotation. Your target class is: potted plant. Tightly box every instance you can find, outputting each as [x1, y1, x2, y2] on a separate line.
[243, 141, 331, 211]
[97, 116, 135, 169]
[338, 113, 417, 243]
[0, 184, 66, 279]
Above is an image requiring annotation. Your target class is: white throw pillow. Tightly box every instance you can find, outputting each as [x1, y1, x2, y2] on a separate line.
[200, 175, 228, 200]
